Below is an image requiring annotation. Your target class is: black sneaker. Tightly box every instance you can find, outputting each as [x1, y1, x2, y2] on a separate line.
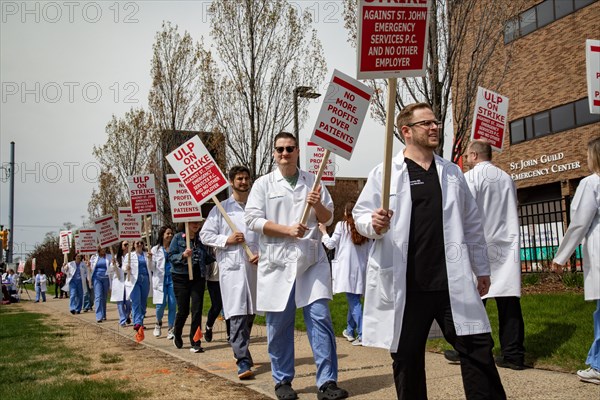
[275, 380, 298, 400]
[317, 381, 348, 400]
[444, 349, 460, 364]
[70, 310, 75, 315]
[204, 326, 213, 343]
[495, 356, 525, 370]
[189, 345, 204, 353]
[173, 334, 183, 349]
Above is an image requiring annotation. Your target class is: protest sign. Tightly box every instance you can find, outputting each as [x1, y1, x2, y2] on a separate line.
[470, 87, 509, 151]
[93, 215, 120, 248]
[78, 229, 98, 255]
[306, 142, 336, 186]
[165, 136, 229, 206]
[118, 207, 142, 240]
[59, 230, 72, 254]
[586, 39, 600, 114]
[357, 0, 430, 79]
[127, 174, 157, 215]
[310, 69, 373, 160]
[166, 174, 204, 223]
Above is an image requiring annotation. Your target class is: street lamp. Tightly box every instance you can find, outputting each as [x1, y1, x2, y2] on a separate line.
[293, 86, 321, 139]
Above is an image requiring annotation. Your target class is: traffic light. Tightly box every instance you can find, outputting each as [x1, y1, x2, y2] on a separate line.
[1, 230, 8, 250]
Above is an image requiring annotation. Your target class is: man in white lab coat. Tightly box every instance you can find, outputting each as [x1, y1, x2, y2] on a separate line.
[353, 103, 506, 399]
[245, 132, 348, 400]
[445, 140, 525, 370]
[201, 165, 259, 381]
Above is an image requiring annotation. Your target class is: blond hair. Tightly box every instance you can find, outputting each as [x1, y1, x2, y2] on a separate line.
[588, 136, 600, 175]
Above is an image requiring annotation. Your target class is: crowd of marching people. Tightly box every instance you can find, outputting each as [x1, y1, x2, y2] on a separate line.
[2, 120, 599, 400]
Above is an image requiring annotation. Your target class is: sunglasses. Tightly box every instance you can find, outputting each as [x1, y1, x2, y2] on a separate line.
[274, 146, 296, 154]
[123, 243, 129, 247]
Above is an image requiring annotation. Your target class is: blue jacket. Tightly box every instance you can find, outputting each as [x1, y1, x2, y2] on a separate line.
[169, 232, 215, 278]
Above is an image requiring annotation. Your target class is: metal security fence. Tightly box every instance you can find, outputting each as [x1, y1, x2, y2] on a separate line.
[518, 197, 583, 273]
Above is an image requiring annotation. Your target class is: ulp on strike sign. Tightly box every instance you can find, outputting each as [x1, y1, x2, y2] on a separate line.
[165, 136, 229, 206]
[470, 87, 509, 152]
[127, 174, 157, 215]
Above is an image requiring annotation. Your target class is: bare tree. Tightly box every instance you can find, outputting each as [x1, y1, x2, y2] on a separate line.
[198, 0, 327, 179]
[148, 21, 207, 225]
[343, 0, 523, 160]
[88, 108, 157, 221]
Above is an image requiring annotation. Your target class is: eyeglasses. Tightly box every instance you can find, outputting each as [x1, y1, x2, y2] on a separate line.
[406, 120, 442, 128]
[274, 146, 296, 154]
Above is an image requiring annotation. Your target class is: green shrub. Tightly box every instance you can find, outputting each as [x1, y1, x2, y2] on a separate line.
[522, 273, 540, 286]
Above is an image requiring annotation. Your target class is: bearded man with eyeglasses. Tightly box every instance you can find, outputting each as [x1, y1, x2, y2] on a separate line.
[245, 132, 348, 400]
[353, 103, 506, 399]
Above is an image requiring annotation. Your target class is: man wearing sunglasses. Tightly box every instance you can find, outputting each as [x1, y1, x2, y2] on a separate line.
[353, 103, 506, 399]
[245, 132, 348, 400]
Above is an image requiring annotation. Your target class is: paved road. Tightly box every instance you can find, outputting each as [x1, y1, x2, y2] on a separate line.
[33, 298, 600, 399]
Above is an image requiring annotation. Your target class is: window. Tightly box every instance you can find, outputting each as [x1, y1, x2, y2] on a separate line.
[536, 1, 554, 27]
[510, 120, 525, 143]
[575, 98, 600, 125]
[504, 0, 597, 44]
[510, 98, 599, 144]
[533, 112, 551, 137]
[555, 0, 574, 19]
[519, 8, 537, 36]
[550, 103, 575, 133]
[504, 18, 520, 44]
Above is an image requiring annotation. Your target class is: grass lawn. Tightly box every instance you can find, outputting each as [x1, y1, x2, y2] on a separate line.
[0, 306, 142, 400]
[427, 293, 595, 372]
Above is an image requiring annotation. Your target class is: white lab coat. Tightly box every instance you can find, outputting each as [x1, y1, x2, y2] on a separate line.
[34, 273, 47, 292]
[201, 196, 258, 319]
[245, 168, 334, 312]
[62, 261, 89, 294]
[321, 221, 370, 295]
[109, 260, 127, 302]
[150, 245, 168, 305]
[353, 153, 491, 351]
[123, 251, 153, 301]
[465, 161, 521, 298]
[554, 173, 600, 301]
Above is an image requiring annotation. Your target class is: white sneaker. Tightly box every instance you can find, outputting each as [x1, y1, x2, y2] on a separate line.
[153, 325, 161, 338]
[352, 337, 362, 346]
[166, 327, 174, 340]
[577, 367, 600, 384]
[342, 329, 355, 342]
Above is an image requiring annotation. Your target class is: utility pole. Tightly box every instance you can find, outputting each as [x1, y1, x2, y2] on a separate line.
[7, 141, 15, 263]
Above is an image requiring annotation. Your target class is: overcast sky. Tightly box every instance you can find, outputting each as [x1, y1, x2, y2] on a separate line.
[1, 1, 451, 261]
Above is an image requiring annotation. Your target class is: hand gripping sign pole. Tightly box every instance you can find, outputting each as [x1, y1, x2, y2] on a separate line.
[211, 195, 255, 259]
[184, 222, 193, 280]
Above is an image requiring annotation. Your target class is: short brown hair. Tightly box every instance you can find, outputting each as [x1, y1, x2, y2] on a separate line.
[273, 131, 297, 147]
[395, 103, 433, 138]
[469, 139, 493, 161]
[588, 136, 600, 175]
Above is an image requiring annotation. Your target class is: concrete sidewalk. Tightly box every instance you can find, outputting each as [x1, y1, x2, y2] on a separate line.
[36, 297, 600, 399]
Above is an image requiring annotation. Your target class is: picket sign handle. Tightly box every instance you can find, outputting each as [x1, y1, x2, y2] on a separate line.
[300, 149, 331, 226]
[211, 195, 254, 259]
[127, 250, 133, 283]
[63, 253, 68, 267]
[144, 215, 152, 251]
[380, 78, 397, 233]
[185, 222, 194, 280]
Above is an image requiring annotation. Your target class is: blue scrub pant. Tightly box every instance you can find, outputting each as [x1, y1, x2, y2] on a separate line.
[155, 281, 176, 328]
[345, 292, 363, 339]
[35, 286, 46, 302]
[586, 300, 600, 370]
[93, 276, 110, 321]
[266, 284, 338, 388]
[69, 281, 83, 312]
[130, 273, 150, 326]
